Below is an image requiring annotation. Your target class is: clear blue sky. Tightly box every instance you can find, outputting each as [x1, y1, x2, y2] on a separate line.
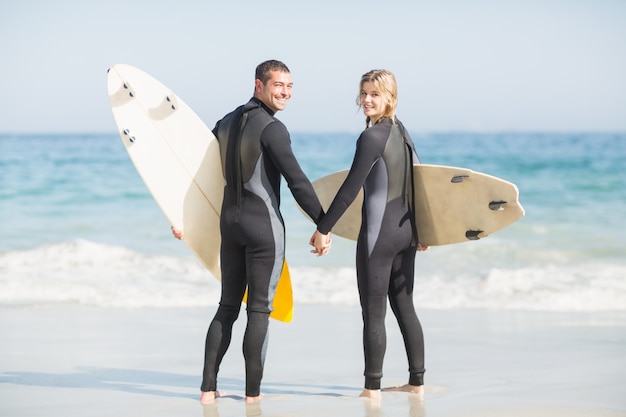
[1, 0, 624, 133]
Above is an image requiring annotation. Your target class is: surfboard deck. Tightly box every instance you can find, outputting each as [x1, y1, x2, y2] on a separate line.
[107, 64, 293, 322]
[310, 164, 525, 246]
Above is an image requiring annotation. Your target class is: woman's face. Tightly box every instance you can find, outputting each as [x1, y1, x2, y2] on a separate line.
[360, 81, 386, 124]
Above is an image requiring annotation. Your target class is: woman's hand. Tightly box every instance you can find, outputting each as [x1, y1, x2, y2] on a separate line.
[309, 230, 332, 256]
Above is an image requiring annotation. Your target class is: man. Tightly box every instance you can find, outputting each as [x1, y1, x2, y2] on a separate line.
[173, 60, 328, 403]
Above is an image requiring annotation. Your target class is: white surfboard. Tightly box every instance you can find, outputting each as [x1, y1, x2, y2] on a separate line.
[311, 165, 525, 246]
[107, 64, 293, 321]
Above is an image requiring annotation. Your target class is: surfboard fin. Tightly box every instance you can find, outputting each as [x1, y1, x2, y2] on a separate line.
[489, 200, 507, 211]
[148, 94, 179, 121]
[108, 80, 136, 107]
[122, 129, 136, 143]
[451, 175, 469, 183]
[465, 230, 483, 240]
[241, 260, 293, 323]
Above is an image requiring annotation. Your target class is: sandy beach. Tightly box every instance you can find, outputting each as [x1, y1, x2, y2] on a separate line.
[1, 304, 625, 417]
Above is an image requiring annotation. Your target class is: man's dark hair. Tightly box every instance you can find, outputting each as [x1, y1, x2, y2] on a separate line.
[255, 60, 290, 84]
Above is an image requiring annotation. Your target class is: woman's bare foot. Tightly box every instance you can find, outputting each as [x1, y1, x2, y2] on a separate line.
[199, 391, 223, 404]
[359, 388, 382, 400]
[245, 394, 263, 403]
[382, 384, 424, 399]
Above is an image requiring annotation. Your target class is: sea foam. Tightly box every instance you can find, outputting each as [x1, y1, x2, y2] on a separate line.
[2, 240, 625, 312]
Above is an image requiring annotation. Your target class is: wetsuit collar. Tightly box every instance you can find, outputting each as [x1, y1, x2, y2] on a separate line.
[374, 116, 394, 126]
[248, 97, 276, 116]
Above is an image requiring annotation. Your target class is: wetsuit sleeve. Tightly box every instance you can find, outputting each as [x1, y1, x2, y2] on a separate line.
[261, 122, 325, 224]
[316, 131, 385, 235]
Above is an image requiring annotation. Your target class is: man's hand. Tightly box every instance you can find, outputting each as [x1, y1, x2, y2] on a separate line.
[171, 226, 184, 240]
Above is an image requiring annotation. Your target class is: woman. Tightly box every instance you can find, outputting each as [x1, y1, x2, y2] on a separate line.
[311, 69, 428, 399]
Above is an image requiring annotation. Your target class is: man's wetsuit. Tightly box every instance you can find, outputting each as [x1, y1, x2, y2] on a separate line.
[317, 117, 425, 390]
[201, 97, 324, 397]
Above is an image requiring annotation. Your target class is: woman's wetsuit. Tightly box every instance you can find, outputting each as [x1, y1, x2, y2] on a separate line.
[317, 117, 425, 390]
[201, 97, 324, 397]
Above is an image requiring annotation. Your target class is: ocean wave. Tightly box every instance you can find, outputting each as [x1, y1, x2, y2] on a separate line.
[0, 239, 219, 308]
[1, 240, 625, 311]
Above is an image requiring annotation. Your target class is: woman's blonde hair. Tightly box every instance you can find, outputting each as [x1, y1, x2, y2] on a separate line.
[356, 69, 398, 128]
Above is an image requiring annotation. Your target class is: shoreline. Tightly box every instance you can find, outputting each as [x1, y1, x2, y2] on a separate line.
[1, 305, 625, 416]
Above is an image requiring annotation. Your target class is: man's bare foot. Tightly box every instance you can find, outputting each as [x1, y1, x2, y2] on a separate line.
[382, 384, 424, 399]
[199, 391, 223, 404]
[359, 388, 382, 400]
[245, 394, 263, 403]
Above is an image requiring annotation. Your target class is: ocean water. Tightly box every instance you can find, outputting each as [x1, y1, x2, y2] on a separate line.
[1, 132, 625, 311]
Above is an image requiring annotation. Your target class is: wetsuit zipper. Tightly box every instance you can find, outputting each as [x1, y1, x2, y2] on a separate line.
[402, 131, 418, 246]
[234, 111, 249, 223]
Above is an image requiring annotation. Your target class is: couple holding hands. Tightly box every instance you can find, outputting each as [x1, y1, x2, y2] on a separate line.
[172, 59, 427, 404]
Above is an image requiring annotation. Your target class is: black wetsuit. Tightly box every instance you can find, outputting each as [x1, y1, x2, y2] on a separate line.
[201, 97, 324, 397]
[317, 117, 425, 390]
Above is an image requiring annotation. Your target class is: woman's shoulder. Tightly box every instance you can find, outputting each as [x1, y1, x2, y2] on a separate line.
[356, 124, 392, 156]
[359, 119, 393, 141]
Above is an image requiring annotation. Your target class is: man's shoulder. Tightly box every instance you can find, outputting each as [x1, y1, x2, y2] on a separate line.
[214, 104, 244, 128]
[260, 117, 289, 142]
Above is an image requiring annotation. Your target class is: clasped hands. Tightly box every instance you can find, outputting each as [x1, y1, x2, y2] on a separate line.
[309, 230, 332, 257]
[173, 225, 333, 257]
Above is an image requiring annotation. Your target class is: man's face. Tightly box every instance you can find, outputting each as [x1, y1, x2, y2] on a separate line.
[255, 70, 293, 113]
